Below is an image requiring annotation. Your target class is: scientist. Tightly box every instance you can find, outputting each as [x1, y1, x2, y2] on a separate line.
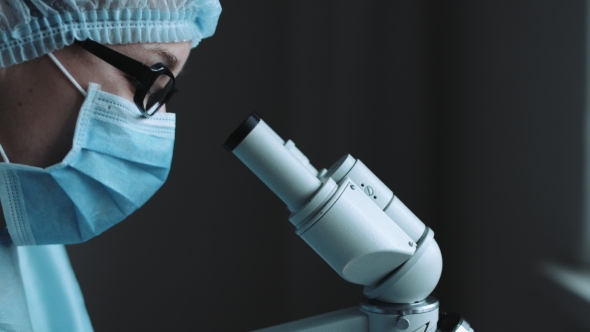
[0, 1, 221, 330]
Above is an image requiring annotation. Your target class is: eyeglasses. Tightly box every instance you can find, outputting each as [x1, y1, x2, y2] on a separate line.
[73, 39, 177, 117]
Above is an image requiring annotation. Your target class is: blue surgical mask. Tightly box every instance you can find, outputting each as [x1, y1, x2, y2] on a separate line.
[0, 75, 175, 245]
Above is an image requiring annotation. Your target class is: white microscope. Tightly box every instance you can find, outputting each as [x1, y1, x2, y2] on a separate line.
[223, 113, 473, 332]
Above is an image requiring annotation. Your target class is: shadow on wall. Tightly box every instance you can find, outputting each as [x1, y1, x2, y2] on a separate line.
[67, 1, 587, 331]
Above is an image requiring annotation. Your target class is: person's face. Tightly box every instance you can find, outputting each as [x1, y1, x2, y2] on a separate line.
[0, 41, 191, 168]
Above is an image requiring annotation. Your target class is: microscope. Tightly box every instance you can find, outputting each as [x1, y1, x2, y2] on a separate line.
[223, 113, 473, 332]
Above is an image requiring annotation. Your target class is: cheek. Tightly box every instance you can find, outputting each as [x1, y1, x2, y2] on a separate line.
[0, 55, 88, 168]
[76, 61, 135, 103]
[99, 79, 135, 103]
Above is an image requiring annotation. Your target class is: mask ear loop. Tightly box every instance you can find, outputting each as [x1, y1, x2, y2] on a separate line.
[47, 53, 88, 97]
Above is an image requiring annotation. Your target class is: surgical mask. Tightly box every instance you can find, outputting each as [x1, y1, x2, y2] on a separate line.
[0, 55, 176, 246]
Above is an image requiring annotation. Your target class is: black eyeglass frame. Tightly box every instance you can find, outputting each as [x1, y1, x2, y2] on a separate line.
[73, 39, 176, 117]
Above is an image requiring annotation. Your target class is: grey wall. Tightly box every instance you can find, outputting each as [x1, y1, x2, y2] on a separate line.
[67, 1, 588, 331]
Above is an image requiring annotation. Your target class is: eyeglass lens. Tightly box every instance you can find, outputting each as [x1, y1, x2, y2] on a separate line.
[144, 74, 174, 115]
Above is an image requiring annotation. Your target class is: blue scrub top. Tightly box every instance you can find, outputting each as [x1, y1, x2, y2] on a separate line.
[0, 229, 93, 332]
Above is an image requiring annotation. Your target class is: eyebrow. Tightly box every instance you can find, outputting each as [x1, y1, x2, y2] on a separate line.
[145, 45, 180, 72]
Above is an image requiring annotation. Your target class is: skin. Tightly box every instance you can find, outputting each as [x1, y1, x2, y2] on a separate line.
[0, 41, 192, 230]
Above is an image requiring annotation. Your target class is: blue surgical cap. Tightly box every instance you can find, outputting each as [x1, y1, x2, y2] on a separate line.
[0, 0, 222, 68]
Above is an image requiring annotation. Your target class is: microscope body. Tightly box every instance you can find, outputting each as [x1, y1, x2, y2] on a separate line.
[224, 114, 472, 332]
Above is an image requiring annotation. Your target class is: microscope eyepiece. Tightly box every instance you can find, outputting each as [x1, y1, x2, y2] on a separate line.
[222, 112, 261, 152]
[223, 112, 322, 212]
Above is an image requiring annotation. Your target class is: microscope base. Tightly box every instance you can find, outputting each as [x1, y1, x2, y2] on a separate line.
[254, 297, 473, 332]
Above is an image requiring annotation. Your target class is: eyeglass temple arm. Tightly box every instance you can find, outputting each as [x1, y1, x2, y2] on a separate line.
[73, 39, 151, 82]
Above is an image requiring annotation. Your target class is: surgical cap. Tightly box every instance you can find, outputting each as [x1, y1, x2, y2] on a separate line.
[0, 0, 222, 68]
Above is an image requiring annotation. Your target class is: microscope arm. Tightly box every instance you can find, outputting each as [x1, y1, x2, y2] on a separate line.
[255, 307, 369, 332]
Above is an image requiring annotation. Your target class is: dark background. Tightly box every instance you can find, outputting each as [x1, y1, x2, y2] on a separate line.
[68, 1, 588, 331]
